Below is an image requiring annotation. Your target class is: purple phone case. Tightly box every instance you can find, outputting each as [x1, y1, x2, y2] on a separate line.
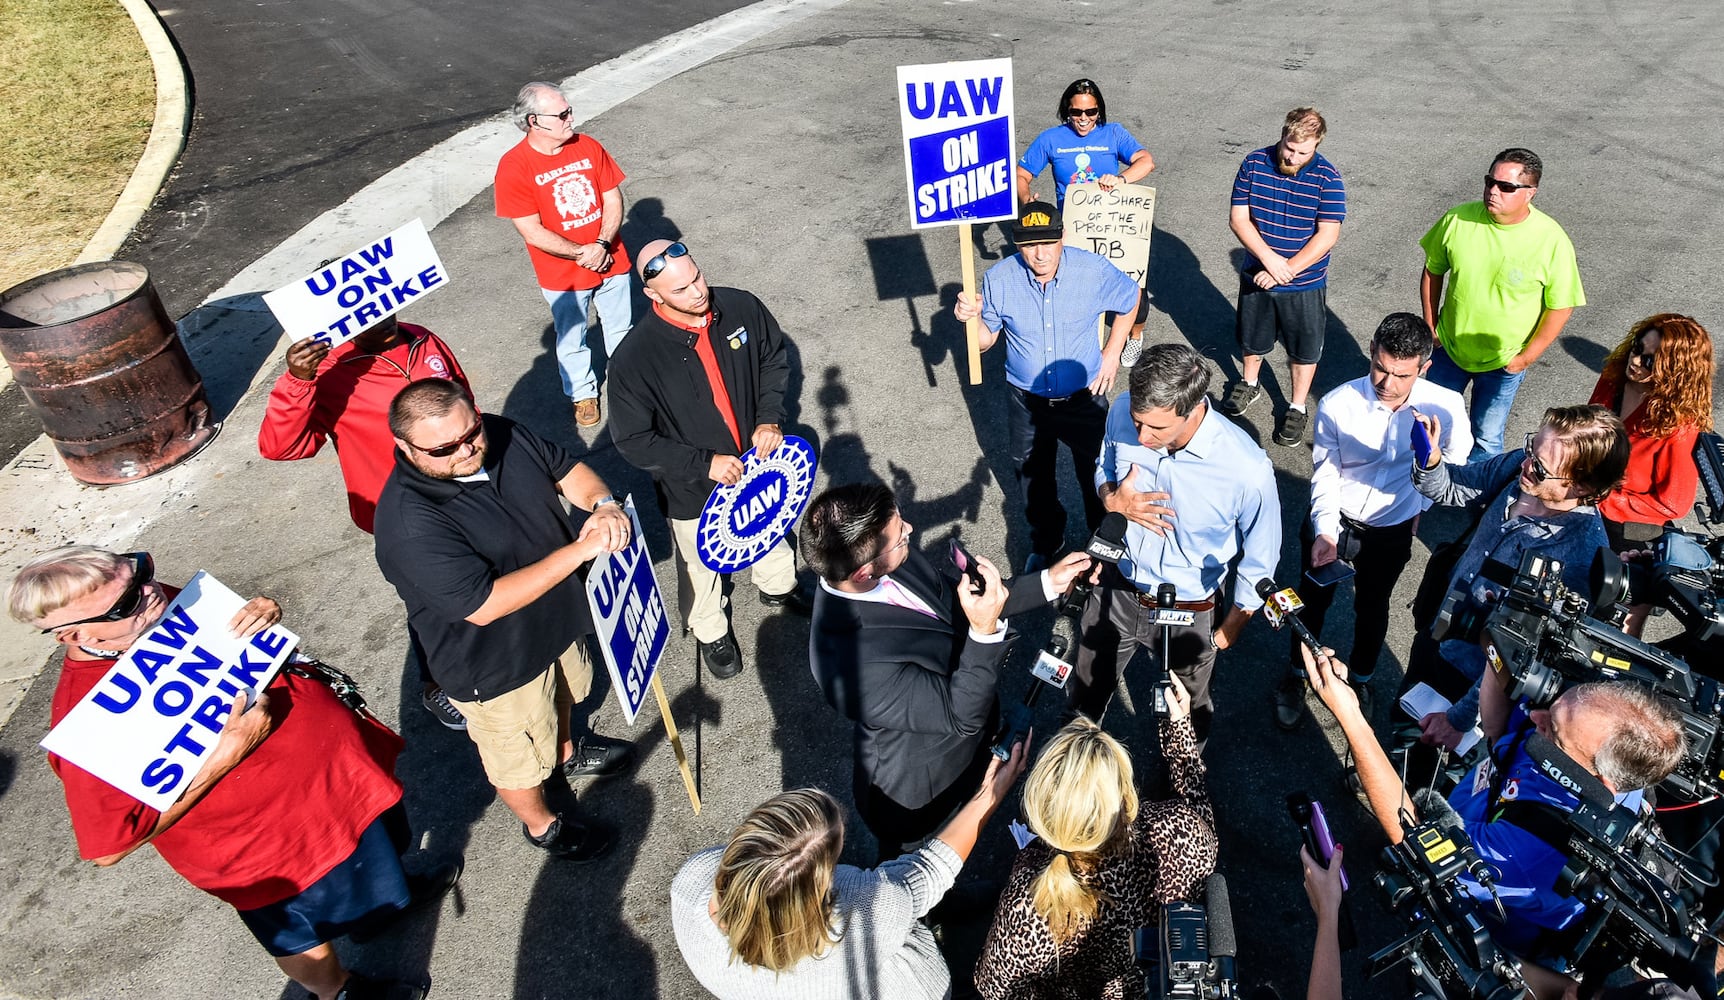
[1309, 801, 1348, 890]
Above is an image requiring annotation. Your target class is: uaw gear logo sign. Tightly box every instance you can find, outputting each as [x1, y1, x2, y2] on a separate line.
[696, 435, 817, 573]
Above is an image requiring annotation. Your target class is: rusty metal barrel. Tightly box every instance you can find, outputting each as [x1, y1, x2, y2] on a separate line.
[0, 262, 219, 485]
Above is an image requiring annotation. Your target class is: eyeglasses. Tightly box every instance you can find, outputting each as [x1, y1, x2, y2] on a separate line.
[1484, 176, 1535, 194]
[641, 241, 689, 281]
[1067, 107, 1101, 118]
[533, 108, 575, 123]
[410, 419, 484, 458]
[1524, 433, 1571, 483]
[42, 552, 154, 633]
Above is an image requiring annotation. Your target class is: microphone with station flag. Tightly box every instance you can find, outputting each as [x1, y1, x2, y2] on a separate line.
[1257, 577, 1325, 659]
[991, 513, 1131, 760]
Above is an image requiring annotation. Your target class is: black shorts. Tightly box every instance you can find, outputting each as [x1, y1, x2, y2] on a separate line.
[1236, 279, 1326, 364]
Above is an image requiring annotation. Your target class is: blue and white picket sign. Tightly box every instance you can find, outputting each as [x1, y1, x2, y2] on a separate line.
[262, 218, 450, 348]
[696, 435, 818, 574]
[586, 498, 670, 726]
[40, 572, 300, 810]
[896, 58, 1016, 229]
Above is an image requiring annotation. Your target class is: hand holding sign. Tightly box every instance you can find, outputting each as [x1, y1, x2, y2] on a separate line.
[285, 338, 331, 381]
[751, 423, 784, 457]
[577, 503, 633, 555]
[697, 435, 818, 574]
[708, 454, 745, 486]
[228, 596, 283, 638]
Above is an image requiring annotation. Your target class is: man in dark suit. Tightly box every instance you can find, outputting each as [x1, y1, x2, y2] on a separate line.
[803, 482, 1091, 857]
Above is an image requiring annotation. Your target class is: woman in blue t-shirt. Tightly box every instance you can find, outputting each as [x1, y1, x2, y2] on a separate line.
[1016, 78, 1154, 208]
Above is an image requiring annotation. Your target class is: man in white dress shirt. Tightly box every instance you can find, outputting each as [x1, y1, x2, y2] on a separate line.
[1273, 313, 1471, 729]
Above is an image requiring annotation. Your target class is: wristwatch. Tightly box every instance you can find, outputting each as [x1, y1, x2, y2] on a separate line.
[594, 238, 613, 251]
[594, 495, 623, 510]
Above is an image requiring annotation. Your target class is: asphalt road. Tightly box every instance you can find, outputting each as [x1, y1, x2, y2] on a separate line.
[0, 0, 759, 466]
[2, 0, 1723, 997]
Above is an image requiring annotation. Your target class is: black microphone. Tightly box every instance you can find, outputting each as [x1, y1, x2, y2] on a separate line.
[1084, 511, 1130, 565]
[1204, 873, 1239, 988]
[1256, 578, 1324, 658]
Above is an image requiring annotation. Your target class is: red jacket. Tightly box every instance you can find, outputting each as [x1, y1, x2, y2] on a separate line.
[1589, 375, 1701, 526]
[258, 324, 472, 532]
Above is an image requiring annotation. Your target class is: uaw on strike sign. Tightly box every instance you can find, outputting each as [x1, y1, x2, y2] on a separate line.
[897, 58, 1017, 228]
[263, 218, 450, 348]
[41, 573, 300, 811]
[586, 498, 670, 726]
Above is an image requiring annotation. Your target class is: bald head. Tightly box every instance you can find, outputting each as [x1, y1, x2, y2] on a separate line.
[637, 239, 684, 282]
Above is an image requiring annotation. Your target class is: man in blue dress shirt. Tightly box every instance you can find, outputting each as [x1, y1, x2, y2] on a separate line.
[1071, 343, 1283, 746]
[954, 201, 1140, 572]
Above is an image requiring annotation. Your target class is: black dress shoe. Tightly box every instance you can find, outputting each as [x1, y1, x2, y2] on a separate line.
[758, 586, 813, 617]
[699, 632, 742, 679]
[561, 734, 635, 779]
[334, 972, 428, 1000]
[525, 813, 614, 863]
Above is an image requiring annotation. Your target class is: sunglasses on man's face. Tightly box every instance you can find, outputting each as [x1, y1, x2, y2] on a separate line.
[411, 419, 484, 458]
[534, 108, 575, 123]
[1484, 176, 1535, 194]
[641, 241, 690, 281]
[1524, 433, 1571, 484]
[42, 552, 155, 633]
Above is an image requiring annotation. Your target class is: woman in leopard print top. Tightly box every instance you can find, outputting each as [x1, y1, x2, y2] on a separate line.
[974, 677, 1217, 999]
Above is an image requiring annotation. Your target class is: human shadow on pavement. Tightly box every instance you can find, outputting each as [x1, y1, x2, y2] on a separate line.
[1559, 333, 1610, 375]
[180, 293, 294, 423]
[1146, 228, 1235, 377]
[618, 197, 681, 322]
[511, 675, 669, 1000]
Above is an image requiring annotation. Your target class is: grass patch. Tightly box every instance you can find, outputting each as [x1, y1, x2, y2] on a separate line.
[0, 0, 155, 293]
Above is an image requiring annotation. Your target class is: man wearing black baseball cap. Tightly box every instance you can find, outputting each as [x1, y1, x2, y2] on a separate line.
[954, 201, 1140, 572]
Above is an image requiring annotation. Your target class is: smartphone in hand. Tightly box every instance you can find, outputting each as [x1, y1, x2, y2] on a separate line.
[950, 540, 985, 595]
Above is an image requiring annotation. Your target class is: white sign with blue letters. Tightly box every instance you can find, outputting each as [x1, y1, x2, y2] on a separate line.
[896, 58, 1017, 229]
[262, 217, 450, 348]
[40, 572, 300, 810]
[586, 498, 670, 726]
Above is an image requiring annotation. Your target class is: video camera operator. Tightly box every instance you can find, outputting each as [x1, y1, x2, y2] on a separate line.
[1307, 644, 1687, 998]
[803, 482, 1092, 860]
[1406, 404, 1628, 753]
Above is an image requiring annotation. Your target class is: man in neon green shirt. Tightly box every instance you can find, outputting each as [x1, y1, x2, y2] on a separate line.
[1418, 148, 1584, 457]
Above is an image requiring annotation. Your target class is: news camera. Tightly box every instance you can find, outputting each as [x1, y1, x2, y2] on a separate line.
[1366, 814, 1527, 1000]
[1469, 549, 1724, 801]
[1135, 873, 1239, 999]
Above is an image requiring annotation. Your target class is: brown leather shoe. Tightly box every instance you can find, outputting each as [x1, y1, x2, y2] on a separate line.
[573, 398, 601, 427]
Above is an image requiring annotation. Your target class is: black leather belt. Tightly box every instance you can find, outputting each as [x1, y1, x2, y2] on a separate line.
[1032, 387, 1093, 406]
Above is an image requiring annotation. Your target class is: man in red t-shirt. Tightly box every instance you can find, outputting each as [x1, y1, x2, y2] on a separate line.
[495, 80, 633, 428]
[258, 314, 474, 730]
[9, 546, 455, 1000]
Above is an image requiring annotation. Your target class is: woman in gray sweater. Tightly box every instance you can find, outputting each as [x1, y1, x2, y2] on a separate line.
[670, 739, 1027, 1000]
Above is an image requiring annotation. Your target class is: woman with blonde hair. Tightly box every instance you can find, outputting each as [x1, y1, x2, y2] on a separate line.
[670, 740, 1027, 999]
[974, 676, 1217, 999]
[1589, 313, 1715, 550]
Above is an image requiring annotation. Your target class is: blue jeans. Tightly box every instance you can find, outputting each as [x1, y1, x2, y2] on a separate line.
[1425, 346, 1526, 459]
[541, 273, 633, 400]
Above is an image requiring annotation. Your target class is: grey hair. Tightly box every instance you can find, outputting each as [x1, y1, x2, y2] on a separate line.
[1565, 682, 1687, 791]
[511, 81, 566, 133]
[1128, 343, 1210, 417]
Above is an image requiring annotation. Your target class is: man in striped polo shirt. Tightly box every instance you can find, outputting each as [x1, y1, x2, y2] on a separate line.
[1221, 108, 1347, 446]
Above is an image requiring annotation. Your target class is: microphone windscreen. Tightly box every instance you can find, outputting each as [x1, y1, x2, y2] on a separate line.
[1254, 578, 1279, 599]
[1097, 510, 1129, 544]
[1204, 872, 1238, 957]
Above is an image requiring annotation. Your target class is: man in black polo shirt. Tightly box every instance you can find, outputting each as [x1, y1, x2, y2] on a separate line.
[374, 378, 634, 861]
[608, 239, 809, 680]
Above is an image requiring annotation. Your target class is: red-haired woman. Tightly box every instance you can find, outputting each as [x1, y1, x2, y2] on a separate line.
[1590, 313, 1715, 632]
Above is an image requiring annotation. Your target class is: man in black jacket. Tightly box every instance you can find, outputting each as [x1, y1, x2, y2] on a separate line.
[608, 240, 809, 680]
[803, 482, 1091, 858]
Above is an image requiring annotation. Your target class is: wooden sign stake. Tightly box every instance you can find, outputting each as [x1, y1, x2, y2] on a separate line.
[959, 222, 982, 384]
[651, 673, 701, 814]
